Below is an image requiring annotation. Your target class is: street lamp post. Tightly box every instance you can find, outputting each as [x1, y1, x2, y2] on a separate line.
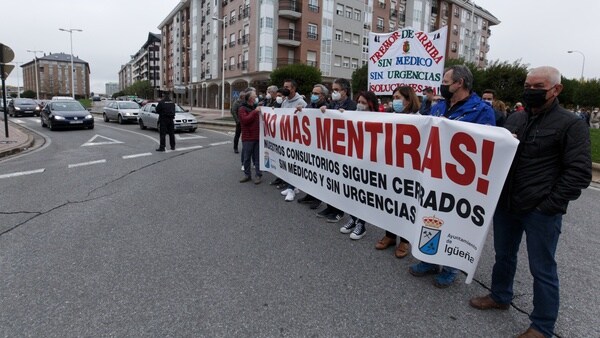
[212, 17, 226, 118]
[59, 28, 83, 98]
[14, 61, 22, 98]
[567, 50, 585, 82]
[26, 50, 43, 100]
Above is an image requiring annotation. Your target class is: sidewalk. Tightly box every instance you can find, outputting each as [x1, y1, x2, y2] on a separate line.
[188, 107, 235, 129]
[0, 119, 35, 159]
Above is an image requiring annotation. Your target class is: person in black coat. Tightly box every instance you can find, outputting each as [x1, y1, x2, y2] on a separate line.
[156, 93, 176, 151]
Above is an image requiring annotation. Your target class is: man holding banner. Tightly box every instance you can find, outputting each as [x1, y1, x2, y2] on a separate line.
[409, 65, 495, 288]
[469, 66, 591, 338]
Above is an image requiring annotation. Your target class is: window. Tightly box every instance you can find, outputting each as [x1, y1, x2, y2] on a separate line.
[346, 6, 352, 18]
[308, 0, 319, 12]
[452, 24, 458, 35]
[454, 7, 459, 17]
[352, 33, 360, 45]
[230, 10, 236, 24]
[377, 17, 384, 31]
[465, 29, 470, 37]
[474, 16, 478, 23]
[335, 30, 342, 41]
[334, 55, 341, 67]
[230, 33, 236, 47]
[336, 4, 344, 15]
[343, 57, 350, 68]
[307, 24, 318, 40]
[266, 17, 273, 28]
[451, 42, 457, 52]
[229, 56, 235, 70]
[378, 0, 386, 9]
[466, 12, 471, 20]
[351, 58, 358, 69]
[307, 51, 317, 67]
[344, 32, 351, 43]
[354, 9, 361, 21]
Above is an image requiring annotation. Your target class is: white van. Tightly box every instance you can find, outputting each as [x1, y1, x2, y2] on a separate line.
[51, 96, 75, 101]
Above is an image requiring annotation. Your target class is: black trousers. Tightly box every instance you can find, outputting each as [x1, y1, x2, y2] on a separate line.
[233, 122, 241, 151]
[159, 118, 175, 149]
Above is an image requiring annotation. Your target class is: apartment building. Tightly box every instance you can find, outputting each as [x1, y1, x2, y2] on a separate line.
[105, 82, 119, 97]
[156, 0, 498, 108]
[21, 52, 90, 99]
[118, 33, 162, 96]
[118, 62, 133, 92]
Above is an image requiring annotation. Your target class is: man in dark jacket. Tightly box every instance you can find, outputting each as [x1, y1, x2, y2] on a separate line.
[156, 93, 176, 151]
[469, 66, 591, 338]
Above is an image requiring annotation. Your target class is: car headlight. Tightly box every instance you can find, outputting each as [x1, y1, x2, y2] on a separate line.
[53, 115, 66, 120]
[35, 106, 41, 111]
[123, 112, 130, 116]
[15, 107, 21, 111]
[85, 114, 93, 119]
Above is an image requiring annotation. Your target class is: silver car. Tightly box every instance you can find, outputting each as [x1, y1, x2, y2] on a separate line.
[138, 102, 197, 132]
[102, 100, 140, 124]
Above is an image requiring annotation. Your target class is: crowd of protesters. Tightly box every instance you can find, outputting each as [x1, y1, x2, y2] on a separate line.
[232, 65, 591, 338]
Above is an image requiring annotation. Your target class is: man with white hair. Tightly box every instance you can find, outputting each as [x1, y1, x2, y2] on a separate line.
[469, 66, 591, 338]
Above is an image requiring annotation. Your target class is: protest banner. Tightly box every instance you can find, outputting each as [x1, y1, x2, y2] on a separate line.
[368, 26, 447, 95]
[259, 108, 519, 283]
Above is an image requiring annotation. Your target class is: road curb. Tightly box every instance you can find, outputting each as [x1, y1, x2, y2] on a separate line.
[0, 122, 35, 159]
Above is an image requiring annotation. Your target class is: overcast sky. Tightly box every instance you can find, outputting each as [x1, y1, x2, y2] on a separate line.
[2, 0, 598, 95]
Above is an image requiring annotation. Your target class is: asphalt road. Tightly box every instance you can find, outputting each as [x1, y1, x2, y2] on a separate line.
[0, 116, 598, 337]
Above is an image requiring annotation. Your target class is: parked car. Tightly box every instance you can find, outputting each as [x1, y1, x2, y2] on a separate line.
[102, 100, 141, 124]
[8, 98, 41, 117]
[40, 100, 94, 130]
[138, 102, 197, 132]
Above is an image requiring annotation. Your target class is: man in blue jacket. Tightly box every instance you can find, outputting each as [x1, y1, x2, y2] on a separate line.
[409, 65, 495, 288]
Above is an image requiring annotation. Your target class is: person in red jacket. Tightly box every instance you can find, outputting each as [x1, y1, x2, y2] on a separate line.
[238, 89, 263, 184]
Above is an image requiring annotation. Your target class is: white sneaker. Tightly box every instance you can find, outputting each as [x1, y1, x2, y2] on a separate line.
[285, 190, 296, 201]
[241, 165, 244, 171]
[281, 188, 292, 196]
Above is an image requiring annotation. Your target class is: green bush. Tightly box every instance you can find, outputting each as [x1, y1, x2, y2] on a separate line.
[591, 129, 600, 163]
[79, 99, 92, 109]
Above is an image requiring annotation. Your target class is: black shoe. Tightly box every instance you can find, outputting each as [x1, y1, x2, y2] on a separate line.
[297, 194, 316, 204]
[326, 213, 344, 223]
[171, 147, 176, 151]
[270, 177, 283, 186]
[234, 149, 239, 154]
[155, 148, 165, 152]
[316, 207, 333, 218]
[309, 199, 322, 209]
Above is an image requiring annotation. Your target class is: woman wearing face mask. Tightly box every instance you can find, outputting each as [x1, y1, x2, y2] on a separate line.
[338, 91, 380, 240]
[374, 86, 419, 257]
[238, 90, 263, 184]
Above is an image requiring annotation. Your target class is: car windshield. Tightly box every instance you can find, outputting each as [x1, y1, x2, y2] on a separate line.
[14, 98, 37, 105]
[175, 105, 185, 112]
[51, 101, 85, 111]
[118, 101, 140, 109]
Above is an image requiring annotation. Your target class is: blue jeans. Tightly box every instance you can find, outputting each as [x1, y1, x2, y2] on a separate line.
[491, 207, 562, 337]
[242, 140, 261, 178]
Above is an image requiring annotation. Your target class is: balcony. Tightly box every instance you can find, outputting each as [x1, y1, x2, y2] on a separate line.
[307, 31, 318, 40]
[306, 60, 318, 68]
[228, 64, 235, 71]
[277, 58, 301, 68]
[277, 29, 301, 47]
[229, 41, 236, 48]
[242, 6, 250, 19]
[308, 4, 319, 13]
[279, 0, 302, 20]
[241, 61, 248, 71]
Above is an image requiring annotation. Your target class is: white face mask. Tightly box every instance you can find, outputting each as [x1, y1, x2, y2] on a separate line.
[266, 93, 272, 100]
[276, 96, 283, 104]
[331, 91, 341, 101]
[255, 97, 259, 104]
[483, 99, 493, 105]
[356, 103, 368, 111]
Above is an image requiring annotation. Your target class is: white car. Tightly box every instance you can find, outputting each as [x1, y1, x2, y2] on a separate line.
[102, 100, 141, 124]
[138, 102, 197, 132]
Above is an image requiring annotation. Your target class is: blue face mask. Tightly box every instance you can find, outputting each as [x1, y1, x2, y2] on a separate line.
[310, 94, 320, 103]
[392, 99, 404, 113]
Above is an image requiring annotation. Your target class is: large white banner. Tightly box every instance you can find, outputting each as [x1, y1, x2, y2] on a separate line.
[368, 26, 447, 95]
[259, 108, 519, 283]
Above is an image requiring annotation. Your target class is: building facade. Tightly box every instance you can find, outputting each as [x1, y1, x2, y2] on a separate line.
[21, 52, 90, 99]
[150, 0, 498, 108]
[118, 33, 162, 96]
[105, 82, 119, 97]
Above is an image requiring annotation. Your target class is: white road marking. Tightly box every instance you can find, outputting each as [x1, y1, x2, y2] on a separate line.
[176, 133, 206, 140]
[172, 145, 204, 151]
[12, 119, 26, 124]
[209, 141, 232, 146]
[0, 168, 45, 179]
[82, 134, 124, 147]
[95, 123, 159, 144]
[122, 152, 152, 159]
[68, 159, 107, 168]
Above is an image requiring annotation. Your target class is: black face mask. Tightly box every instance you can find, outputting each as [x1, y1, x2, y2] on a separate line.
[522, 88, 549, 109]
[440, 84, 453, 101]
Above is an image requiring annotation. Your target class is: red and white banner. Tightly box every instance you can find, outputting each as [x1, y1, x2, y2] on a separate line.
[259, 108, 519, 283]
[368, 26, 447, 95]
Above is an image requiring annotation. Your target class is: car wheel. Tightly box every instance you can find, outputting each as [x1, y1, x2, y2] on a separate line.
[103, 113, 109, 122]
[49, 120, 56, 131]
[190, 128, 197, 133]
[156, 121, 160, 131]
[88, 124, 94, 130]
[118, 115, 123, 124]
[9, 111, 13, 117]
[139, 119, 146, 130]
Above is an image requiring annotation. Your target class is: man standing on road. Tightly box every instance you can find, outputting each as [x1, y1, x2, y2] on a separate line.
[156, 92, 176, 152]
[408, 65, 495, 288]
[469, 66, 591, 338]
